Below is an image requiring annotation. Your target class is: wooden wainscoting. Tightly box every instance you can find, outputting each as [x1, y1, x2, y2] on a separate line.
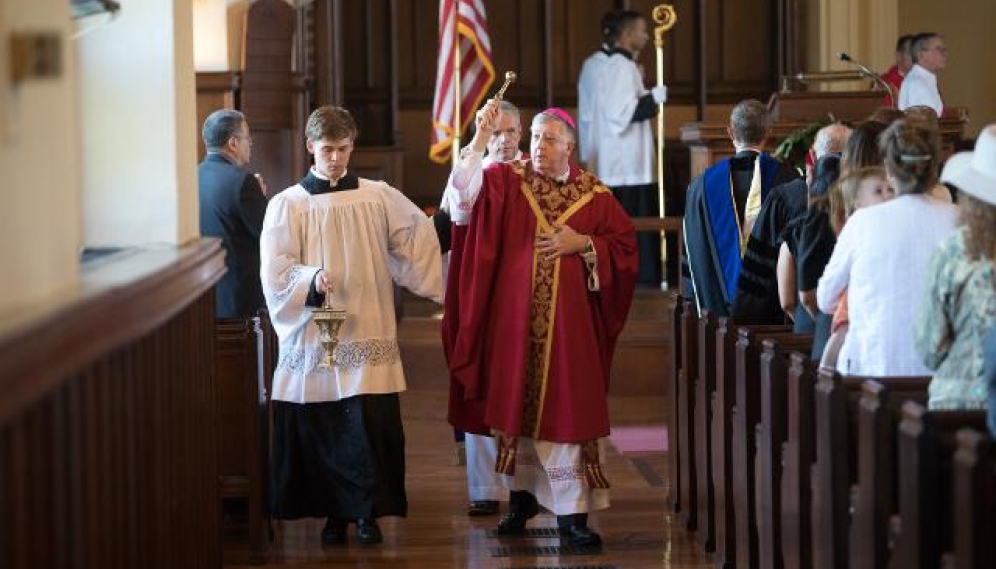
[0, 240, 225, 569]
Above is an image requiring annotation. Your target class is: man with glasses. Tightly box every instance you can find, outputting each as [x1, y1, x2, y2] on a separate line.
[442, 100, 638, 548]
[198, 109, 269, 318]
[899, 33, 948, 116]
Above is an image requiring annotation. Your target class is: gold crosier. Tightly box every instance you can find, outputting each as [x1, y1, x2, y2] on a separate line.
[653, 4, 677, 289]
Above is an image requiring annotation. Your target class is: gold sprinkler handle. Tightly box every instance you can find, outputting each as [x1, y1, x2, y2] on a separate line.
[494, 71, 517, 101]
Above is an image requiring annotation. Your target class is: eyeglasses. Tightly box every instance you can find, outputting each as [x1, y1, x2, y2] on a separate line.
[233, 133, 253, 145]
[926, 45, 948, 54]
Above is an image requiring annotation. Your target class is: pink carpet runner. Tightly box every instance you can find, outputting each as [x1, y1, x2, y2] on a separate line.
[608, 425, 668, 453]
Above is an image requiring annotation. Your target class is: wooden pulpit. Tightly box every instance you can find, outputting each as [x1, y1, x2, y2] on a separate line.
[768, 91, 884, 122]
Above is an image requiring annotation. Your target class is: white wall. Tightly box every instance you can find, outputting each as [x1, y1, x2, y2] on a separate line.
[193, 0, 229, 71]
[77, 0, 199, 246]
[0, 0, 81, 315]
[812, 0, 898, 90]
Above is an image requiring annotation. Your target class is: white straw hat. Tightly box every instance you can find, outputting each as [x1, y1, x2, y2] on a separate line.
[941, 124, 996, 205]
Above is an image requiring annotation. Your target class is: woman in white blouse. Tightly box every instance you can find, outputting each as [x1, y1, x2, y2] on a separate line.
[817, 120, 958, 376]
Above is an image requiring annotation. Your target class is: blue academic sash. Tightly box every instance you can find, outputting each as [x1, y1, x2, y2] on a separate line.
[702, 153, 780, 302]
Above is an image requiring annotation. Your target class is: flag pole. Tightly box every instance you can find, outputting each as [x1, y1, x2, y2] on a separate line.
[452, 29, 461, 166]
[652, 4, 677, 290]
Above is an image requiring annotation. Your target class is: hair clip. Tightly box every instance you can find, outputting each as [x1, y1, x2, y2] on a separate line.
[899, 154, 932, 163]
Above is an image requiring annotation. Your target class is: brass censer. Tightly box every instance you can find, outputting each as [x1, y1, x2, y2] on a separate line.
[312, 290, 347, 369]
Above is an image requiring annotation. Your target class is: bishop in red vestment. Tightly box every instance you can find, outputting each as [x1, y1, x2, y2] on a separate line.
[441, 101, 638, 547]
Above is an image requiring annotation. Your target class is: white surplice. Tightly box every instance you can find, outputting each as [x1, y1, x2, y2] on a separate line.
[261, 177, 443, 403]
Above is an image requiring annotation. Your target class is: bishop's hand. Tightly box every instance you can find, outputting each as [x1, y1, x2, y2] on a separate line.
[536, 223, 588, 261]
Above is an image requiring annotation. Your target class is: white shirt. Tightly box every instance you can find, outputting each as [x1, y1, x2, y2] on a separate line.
[593, 52, 655, 187]
[577, 47, 610, 165]
[898, 64, 944, 116]
[442, 146, 492, 225]
[816, 194, 957, 376]
[261, 178, 443, 402]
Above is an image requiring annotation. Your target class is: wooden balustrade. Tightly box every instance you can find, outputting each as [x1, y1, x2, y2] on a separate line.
[0, 240, 225, 569]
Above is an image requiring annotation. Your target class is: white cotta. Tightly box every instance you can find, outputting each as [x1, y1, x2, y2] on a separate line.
[592, 53, 656, 187]
[260, 179, 443, 403]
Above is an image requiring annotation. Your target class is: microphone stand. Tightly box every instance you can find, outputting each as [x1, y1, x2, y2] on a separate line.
[839, 54, 895, 107]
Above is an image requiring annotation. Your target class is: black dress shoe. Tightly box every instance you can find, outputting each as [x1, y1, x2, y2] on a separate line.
[356, 518, 383, 545]
[559, 525, 602, 548]
[493, 502, 539, 535]
[321, 517, 348, 545]
[466, 500, 500, 516]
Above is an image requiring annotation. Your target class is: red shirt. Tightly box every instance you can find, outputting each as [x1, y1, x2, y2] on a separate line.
[881, 65, 904, 108]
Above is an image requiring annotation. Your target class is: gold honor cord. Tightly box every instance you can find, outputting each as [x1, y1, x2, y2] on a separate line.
[653, 4, 677, 290]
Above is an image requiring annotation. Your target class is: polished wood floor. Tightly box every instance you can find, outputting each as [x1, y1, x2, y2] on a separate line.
[225, 389, 712, 569]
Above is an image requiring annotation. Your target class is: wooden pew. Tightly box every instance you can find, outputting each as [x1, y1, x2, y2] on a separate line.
[780, 354, 817, 569]
[710, 321, 790, 568]
[710, 317, 738, 569]
[945, 429, 996, 569]
[888, 402, 986, 569]
[695, 310, 718, 552]
[678, 300, 699, 530]
[731, 326, 797, 569]
[664, 292, 684, 513]
[810, 370, 929, 569]
[755, 336, 812, 569]
[848, 380, 929, 569]
[215, 314, 275, 564]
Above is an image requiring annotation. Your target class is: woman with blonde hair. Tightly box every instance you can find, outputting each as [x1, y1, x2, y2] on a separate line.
[915, 124, 996, 409]
[817, 119, 958, 375]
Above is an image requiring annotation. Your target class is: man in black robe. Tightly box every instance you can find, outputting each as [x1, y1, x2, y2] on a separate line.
[733, 123, 851, 323]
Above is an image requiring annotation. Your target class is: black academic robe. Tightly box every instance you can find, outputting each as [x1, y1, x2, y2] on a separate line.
[732, 176, 808, 322]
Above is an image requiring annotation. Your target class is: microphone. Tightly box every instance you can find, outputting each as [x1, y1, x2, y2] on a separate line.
[838, 52, 895, 106]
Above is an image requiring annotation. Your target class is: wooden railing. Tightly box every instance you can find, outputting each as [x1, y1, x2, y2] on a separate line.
[0, 239, 225, 569]
[632, 216, 684, 291]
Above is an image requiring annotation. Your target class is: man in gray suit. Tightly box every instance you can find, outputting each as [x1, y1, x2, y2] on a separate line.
[198, 109, 268, 318]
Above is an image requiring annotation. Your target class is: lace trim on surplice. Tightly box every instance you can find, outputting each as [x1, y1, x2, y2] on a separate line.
[273, 265, 310, 303]
[276, 338, 401, 374]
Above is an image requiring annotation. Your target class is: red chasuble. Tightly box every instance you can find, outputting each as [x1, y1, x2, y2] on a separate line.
[443, 160, 638, 444]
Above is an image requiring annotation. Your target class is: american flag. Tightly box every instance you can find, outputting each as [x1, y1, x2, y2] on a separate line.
[429, 0, 495, 164]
